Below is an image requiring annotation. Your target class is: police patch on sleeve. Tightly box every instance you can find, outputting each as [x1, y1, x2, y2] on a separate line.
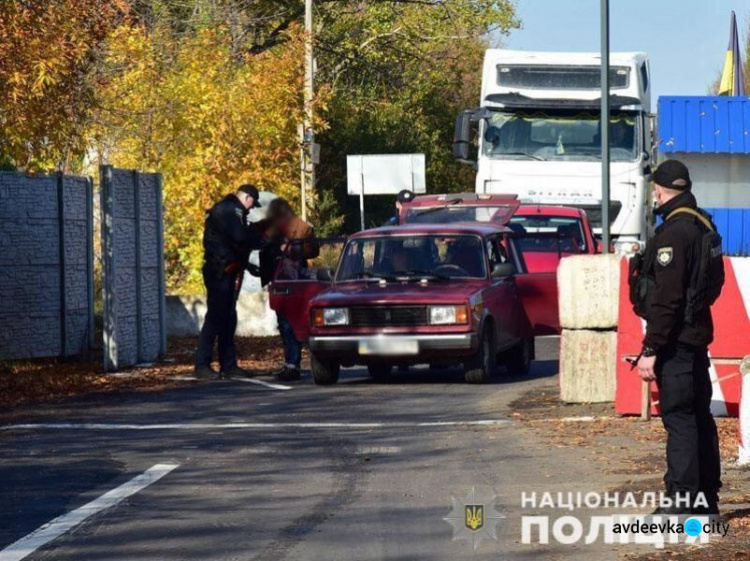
[234, 208, 244, 218]
[656, 247, 673, 266]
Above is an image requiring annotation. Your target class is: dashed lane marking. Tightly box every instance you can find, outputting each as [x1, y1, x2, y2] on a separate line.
[0, 463, 179, 561]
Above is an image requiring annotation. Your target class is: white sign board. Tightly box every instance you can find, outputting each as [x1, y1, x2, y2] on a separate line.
[347, 154, 426, 195]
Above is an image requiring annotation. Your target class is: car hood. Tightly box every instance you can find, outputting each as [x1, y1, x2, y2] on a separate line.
[312, 281, 483, 307]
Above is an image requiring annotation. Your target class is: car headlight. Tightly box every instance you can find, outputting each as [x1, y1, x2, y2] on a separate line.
[429, 305, 469, 325]
[313, 307, 349, 326]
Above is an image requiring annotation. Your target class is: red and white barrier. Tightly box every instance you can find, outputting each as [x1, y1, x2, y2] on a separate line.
[616, 257, 750, 417]
[738, 357, 750, 465]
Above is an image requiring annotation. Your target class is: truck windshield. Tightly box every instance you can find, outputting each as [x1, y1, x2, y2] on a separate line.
[482, 110, 637, 162]
[337, 235, 486, 281]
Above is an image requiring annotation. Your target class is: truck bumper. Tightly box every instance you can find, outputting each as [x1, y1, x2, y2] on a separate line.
[308, 333, 478, 361]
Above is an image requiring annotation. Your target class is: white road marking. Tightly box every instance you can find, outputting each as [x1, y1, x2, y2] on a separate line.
[229, 377, 292, 390]
[0, 463, 178, 561]
[356, 445, 402, 455]
[1, 420, 510, 431]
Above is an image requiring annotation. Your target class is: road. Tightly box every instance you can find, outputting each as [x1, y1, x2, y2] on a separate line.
[0, 338, 627, 560]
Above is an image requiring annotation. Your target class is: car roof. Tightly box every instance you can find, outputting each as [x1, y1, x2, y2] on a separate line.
[349, 222, 510, 239]
[516, 204, 585, 218]
[404, 193, 519, 208]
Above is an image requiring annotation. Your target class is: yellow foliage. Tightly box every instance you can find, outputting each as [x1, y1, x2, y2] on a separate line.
[92, 24, 327, 293]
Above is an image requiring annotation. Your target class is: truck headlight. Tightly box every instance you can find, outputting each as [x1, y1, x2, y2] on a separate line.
[313, 307, 349, 326]
[429, 305, 469, 325]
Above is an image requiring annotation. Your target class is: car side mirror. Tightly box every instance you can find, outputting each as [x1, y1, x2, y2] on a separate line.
[316, 267, 333, 282]
[491, 263, 515, 279]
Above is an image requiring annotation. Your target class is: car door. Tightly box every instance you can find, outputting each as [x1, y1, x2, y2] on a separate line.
[484, 235, 520, 350]
[268, 238, 345, 343]
[507, 236, 560, 336]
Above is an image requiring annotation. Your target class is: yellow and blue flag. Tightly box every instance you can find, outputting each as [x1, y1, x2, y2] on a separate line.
[718, 11, 745, 96]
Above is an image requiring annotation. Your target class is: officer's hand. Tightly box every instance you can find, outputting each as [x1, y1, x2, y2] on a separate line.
[637, 355, 657, 381]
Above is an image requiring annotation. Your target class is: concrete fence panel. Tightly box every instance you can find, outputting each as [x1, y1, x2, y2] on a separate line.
[101, 166, 166, 370]
[0, 172, 94, 360]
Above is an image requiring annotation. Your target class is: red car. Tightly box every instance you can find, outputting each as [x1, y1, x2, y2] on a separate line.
[270, 223, 557, 385]
[509, 205, 597, 273]
[399, 193, 597, 273]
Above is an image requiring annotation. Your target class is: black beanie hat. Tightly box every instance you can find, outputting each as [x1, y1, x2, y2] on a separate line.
[652, 160, 692, 191]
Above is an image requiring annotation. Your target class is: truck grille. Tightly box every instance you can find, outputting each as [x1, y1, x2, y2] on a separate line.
[349, 306, 428, 327]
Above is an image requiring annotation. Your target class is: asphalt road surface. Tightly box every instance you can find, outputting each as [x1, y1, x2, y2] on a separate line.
[0, 337, 628, 560]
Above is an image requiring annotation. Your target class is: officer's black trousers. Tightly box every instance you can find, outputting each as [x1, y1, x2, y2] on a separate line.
[195, 266, 238, 371]
[656, 343, 722, 502]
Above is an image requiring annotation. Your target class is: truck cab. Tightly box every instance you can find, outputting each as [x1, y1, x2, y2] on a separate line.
[453, 50, 653, 252]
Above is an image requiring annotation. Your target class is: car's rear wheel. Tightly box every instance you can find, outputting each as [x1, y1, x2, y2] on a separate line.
[367, 363, 392, 380]
[464, 326, 495, 384]
[505, 337, 533, 375]
[310, 354, 340, 385]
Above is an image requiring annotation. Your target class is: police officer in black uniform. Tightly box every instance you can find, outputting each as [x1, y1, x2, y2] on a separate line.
[632, 160, 724, 515]
[383, 189, 415, 226]
[195, 184, 263, 379]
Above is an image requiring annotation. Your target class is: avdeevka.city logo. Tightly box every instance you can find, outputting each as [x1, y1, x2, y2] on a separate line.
[444, 487, 505, 550]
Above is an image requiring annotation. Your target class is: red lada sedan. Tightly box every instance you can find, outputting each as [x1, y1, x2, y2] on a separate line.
[301, 223, 543, 385]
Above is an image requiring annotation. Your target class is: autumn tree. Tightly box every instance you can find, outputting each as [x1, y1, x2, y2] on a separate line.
[91, 22, 322, 292]
[0, 0, 128, 171]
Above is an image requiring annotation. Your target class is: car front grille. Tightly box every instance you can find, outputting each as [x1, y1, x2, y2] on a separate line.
[349, 306, 428, 327]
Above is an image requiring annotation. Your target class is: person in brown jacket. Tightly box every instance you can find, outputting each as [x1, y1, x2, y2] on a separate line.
[261, 198, 319, 381]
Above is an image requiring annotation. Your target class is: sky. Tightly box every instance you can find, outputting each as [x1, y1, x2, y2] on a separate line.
[505, 0, 749, 104]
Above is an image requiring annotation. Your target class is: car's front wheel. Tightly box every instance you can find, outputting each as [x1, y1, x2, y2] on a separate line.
[310, 354, 340, 385]
[464, 327, 495, 384]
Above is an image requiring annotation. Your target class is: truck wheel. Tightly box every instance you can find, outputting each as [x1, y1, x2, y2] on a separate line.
[367, 363, 392, 380]
[310, 354, 340, 385]
[464, 327, 495, 384]
[505, 337, 533, 376]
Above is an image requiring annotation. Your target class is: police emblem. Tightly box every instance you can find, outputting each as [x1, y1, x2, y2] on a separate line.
[657, 247, 673, 266]
[465, 505, 484, 531]
[444, 488, 504, 550]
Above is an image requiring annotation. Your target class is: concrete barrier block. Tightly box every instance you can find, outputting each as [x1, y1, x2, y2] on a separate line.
[559, 329, 617, 403]
[167, 291, 278, 338]
[558, 254, 620, 330]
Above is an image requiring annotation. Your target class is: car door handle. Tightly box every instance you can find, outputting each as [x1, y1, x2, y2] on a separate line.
[271, 287, 289, 295]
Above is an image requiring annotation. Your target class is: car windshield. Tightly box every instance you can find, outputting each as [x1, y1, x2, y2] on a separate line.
[482, 109, 637, 162]
[403, 205, 515, 225]
[337, 235, 487, 281]
[509, 215, 587, 253]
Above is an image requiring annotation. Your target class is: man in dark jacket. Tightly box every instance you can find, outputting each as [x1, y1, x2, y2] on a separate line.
[195, 184, 263, 379]
[635, 160, 723, 515]
[383, 189, 415, 226]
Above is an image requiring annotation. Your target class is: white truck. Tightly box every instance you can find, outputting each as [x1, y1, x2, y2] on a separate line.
[453, 50, 653, 251]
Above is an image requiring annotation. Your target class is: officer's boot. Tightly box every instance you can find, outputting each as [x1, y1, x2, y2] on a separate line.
[194, 365, 219, 380]
[222, 365, 259, 379]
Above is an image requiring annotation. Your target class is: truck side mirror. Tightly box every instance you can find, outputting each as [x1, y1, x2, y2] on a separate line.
[452, 110, 474, 163]
[491, 263, 515, 279]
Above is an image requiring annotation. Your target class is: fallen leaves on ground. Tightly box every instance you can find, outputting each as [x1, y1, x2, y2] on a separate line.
[0, 336, 291, 408]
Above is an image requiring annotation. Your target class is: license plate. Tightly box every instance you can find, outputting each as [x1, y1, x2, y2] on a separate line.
[358, 338, 419, 356]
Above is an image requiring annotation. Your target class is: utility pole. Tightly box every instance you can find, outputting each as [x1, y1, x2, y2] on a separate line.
[600, 0, 611, 253]
[300, 0, 315, 222]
